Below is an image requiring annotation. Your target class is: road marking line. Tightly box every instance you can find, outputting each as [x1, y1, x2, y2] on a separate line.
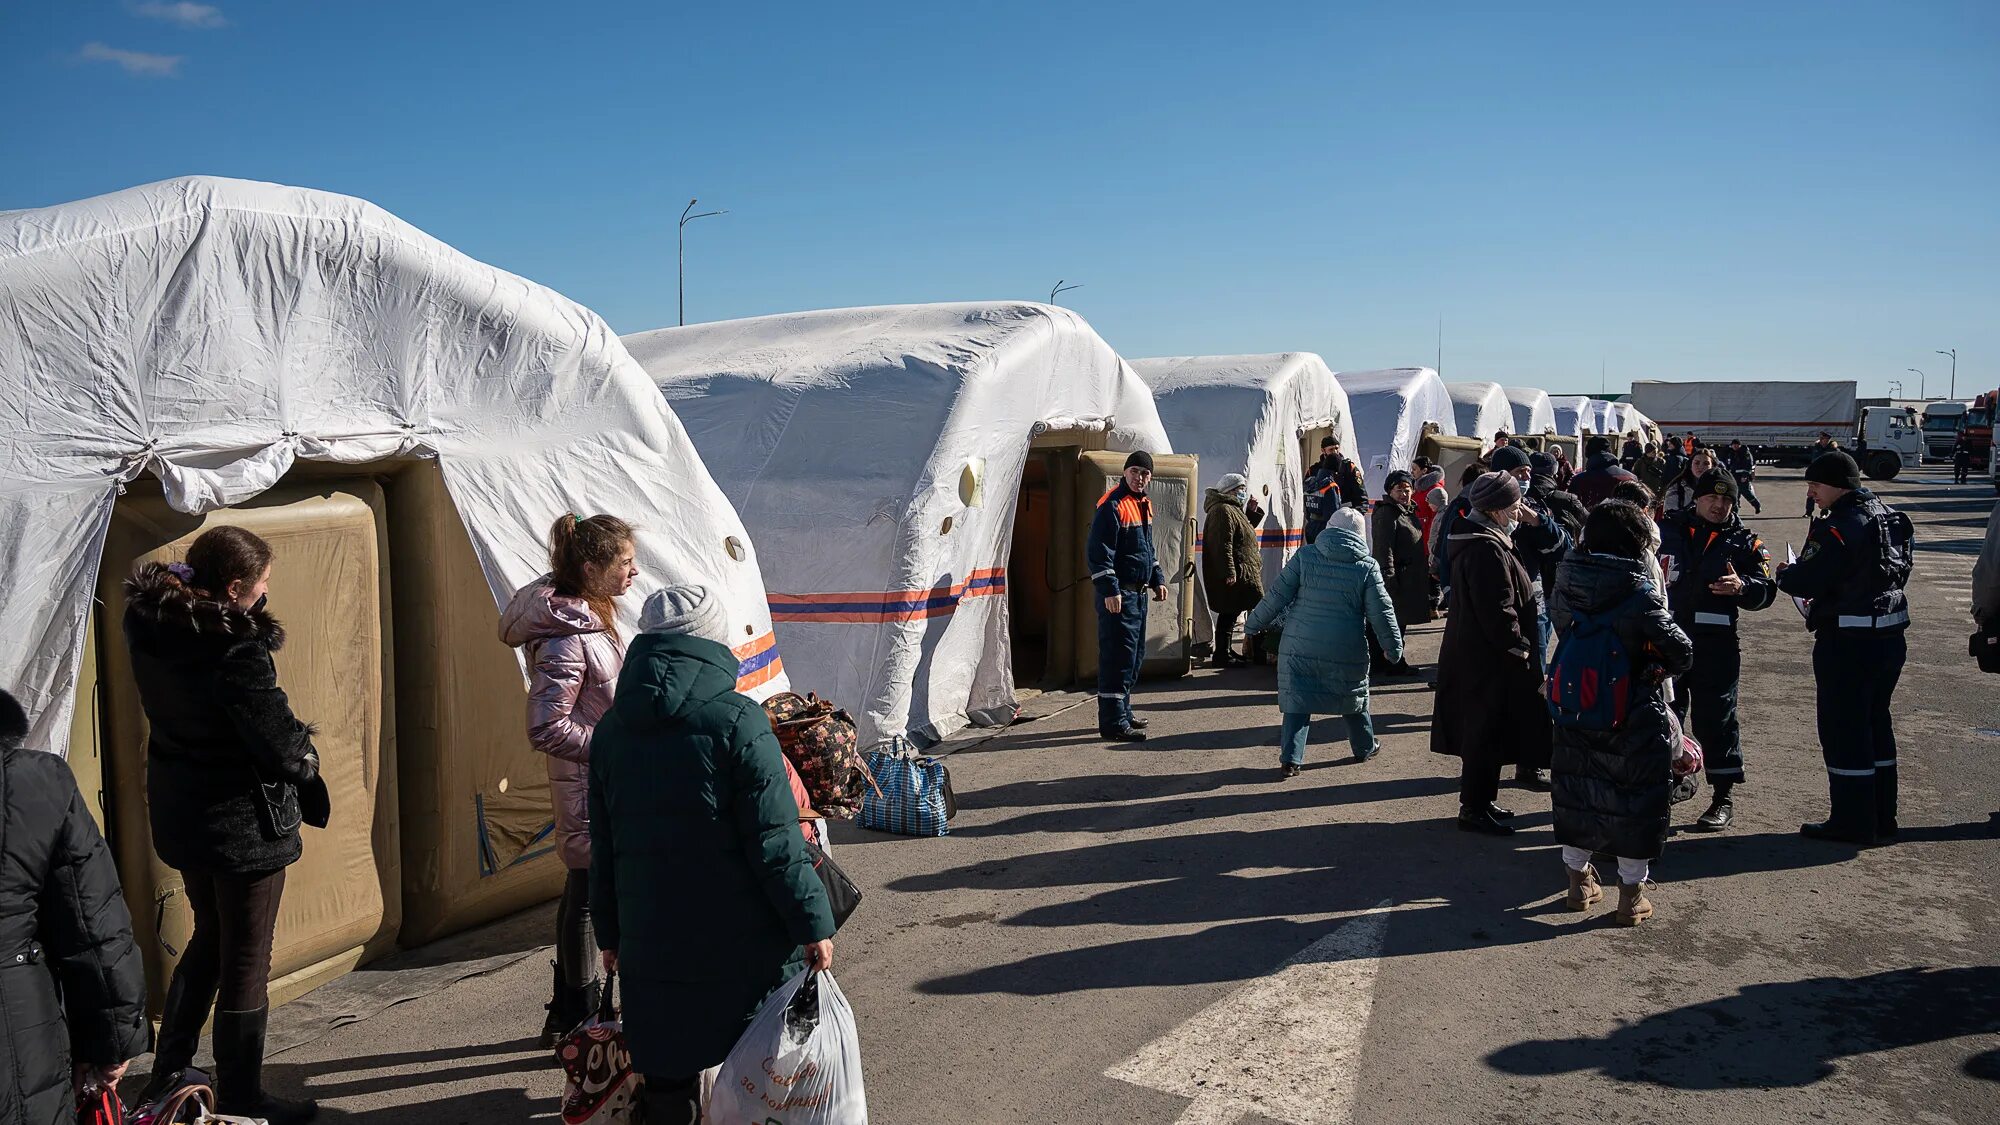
[1109, 899, 1400, 1125]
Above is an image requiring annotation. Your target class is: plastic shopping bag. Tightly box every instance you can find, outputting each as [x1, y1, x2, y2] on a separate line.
[709, 970, 867, 1125]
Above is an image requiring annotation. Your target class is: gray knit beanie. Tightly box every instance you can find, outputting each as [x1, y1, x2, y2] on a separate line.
[639, 584, 731, 644]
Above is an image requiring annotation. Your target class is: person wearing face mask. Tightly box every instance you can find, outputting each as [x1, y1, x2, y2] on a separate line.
[1089, 452, 1170, 741]
[502, 513, 641, 1044]
[1659, 472, 1775, 832]
[123, 526, 327, 1123]
[1201, 473, 1265, 668]
[1431, 472, 1553, 834]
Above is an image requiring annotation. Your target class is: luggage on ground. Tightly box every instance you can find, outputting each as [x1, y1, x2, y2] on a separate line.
[857, 740, 955, 838]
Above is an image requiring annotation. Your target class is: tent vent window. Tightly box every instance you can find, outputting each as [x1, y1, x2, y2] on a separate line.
[724, 536, 747, 561]
[958, 460, 984, 508]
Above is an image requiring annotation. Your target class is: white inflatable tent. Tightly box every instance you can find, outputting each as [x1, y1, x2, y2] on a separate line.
[1586, 399, 1621, 437]
[1133, 353, 1356, 586]
[0, 175, 790, 1002]
[1447, 382, 1514, 446]
[624, 302, 1172, 747]
[0, 176, 784, 755]
[1504, 387, 1558, 437]
[1333, 368, 1457, 499]
[1550, 394, 1593, 437]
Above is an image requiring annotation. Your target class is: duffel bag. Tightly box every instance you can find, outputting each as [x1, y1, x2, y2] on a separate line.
[764, 692, 876, 819]
[858, 739, 956, 838]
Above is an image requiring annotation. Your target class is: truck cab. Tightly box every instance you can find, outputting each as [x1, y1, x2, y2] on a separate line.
[1852, 405, 1921, 481]
[1921, 401, 1969, 461]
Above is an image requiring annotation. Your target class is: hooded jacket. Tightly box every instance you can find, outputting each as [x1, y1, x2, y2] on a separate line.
[1201, 488, 1264, 616]
[500, 577, 626, 870]
[1548, 552, 1695, 860]
[1570, 451, 1638, 509]
[1244, 525, 1401, 715]
[588, 632, 833, 1077]
[1, 707, 151, 1125]
[122, 562, 322, 874]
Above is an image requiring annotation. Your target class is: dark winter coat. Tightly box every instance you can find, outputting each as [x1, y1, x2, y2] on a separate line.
[1088, 482, 1166, 598]
[1430, 517, 1551, 772]
[1547, 553, 1695, 860]
[1, 725, 151, 1125]
[122, 563, 325, 875]
[1370, 499, 1432, 626]
[1658, 508, 1777, 634]
[1570, 452, 1638, 509]
[588, 633, 834, 1079]
[1527, 476, 1588, 590]
[1632, 454, 1671, 497]
[1201, 489, 1265, 616]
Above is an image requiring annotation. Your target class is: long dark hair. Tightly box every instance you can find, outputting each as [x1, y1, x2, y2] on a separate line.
[186, 525, 274, 602]
[549, 513, 634, 637]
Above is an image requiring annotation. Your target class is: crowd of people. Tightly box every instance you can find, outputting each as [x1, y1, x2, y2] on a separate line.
[1170, 428, 1930, 927]
[0, 425, 1985, 1125]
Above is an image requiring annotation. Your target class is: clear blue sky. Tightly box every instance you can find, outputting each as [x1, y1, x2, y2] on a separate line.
[6, 1, 1996, 399]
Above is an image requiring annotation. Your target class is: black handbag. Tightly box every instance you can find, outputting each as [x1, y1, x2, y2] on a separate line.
[803, 838, 861, 930]
[1973, 619, 2000, 674]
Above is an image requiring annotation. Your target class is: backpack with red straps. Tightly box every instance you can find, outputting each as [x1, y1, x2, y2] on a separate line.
[1545, 592, 1653, 731]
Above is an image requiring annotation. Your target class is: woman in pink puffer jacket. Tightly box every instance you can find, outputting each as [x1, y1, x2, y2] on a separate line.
[501, 513, 637, 1045]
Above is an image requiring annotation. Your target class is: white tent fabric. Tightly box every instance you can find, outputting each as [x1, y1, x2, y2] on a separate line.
[1550, 395, 1593, 436]
[1586, 399, 1620, 435]
[1133, 352, 1356, 590]
[623, 302, 1171, 747]
[1333, 368, 1455, 500]
[1447, 382, 1513, 445]
[1504, 387, 1558, 437]
[0, 176, 785, 755]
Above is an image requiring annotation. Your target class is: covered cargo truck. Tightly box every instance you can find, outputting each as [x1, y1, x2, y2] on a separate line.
[1625, 380, 1857, 464]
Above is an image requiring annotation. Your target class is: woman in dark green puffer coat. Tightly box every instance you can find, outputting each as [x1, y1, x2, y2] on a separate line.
[588, 585, 834, 1125]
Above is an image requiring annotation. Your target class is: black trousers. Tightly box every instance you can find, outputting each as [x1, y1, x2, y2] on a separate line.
[174, 868, 286, 1014]
[1813, 630, 1906, 835]
[1672, 630, 1744, 786]
[556, 867, 597, 995]
[1460, 753, 1504, 809]
[638, 1076, 701, 1125]
[1214, 610, 1241, 657]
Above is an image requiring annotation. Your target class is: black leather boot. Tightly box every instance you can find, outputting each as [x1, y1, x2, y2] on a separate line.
[1456, 804, 1516, 836]
[214, 1007, 317, 1125]
[1693, 782, 1735, 832]
[138, 960, 220, 1104]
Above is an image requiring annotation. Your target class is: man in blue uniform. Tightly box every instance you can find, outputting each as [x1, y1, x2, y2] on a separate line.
[1303, 435, 1366, 545]
[1089, 451, 1169, 742]
[1659, 471, 1776, 831]
[1776, 451, 1914, 844]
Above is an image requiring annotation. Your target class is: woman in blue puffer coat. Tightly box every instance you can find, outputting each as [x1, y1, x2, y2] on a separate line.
[1245, 507, 1403, 778]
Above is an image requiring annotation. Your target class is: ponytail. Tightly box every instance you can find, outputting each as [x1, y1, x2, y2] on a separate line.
[549, 513, 636, 637]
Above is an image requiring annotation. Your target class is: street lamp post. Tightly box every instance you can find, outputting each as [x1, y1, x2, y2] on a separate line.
[1888, 380, 1904, 399]
[679, 198, 728, 327]
[1050, 280, 1081, 304]
[1906, 368, 1926, 400]
[1936, 348, 1957, 399]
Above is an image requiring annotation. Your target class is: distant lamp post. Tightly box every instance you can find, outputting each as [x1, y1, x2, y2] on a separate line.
[678, 198, 728, 327]
[1936, 348, 1957, 399]
[1050, 280, 1082, 304]
[1906, 368, 1926, 400]
[1888, 380, 1904, 399]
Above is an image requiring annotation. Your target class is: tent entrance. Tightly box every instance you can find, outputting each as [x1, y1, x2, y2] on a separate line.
[1009, 451, 1060, 689]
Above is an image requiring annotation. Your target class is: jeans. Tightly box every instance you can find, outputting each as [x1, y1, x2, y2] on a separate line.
[1734, 471, 1761, 511]
[1280, 710, 1377, 766]
[1097, 592, 1149, 733]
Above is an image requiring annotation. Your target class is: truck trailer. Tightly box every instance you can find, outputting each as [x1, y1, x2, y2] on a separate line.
[1625, 379, 1919, 479]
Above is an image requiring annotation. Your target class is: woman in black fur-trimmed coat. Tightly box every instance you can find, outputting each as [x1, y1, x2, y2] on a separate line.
[122, 527, 325, 1124]
[0, 690, 151, 1125]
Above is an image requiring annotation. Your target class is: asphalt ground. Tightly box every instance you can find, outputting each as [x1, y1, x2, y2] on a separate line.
[132, 466, 1999, 1124]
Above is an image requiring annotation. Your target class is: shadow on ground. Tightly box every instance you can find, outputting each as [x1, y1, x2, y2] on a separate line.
[1486, 965, 2000, 1088]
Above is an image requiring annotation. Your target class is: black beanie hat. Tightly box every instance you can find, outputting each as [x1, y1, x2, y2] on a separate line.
[1529, 451, 1557, 476]
[1489, 444, 1532, 473]
[0, 689, 26, 749]
[1693, 470, 1738, 503]
[1124, 450, 1155, 473]
[1804, 450, 1861, 490]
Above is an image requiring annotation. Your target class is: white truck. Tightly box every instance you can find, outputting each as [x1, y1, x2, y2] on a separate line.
[1624, 379, 1920, 480]
[1922, 400, 1970, 461]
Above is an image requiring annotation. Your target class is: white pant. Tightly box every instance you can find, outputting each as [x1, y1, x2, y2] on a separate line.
[1562, 845, 1649, 885]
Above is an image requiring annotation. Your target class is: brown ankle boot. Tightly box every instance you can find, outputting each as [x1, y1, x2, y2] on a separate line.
[1564, 864, 1603, 911]
[1616, 882, 1653, 927]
